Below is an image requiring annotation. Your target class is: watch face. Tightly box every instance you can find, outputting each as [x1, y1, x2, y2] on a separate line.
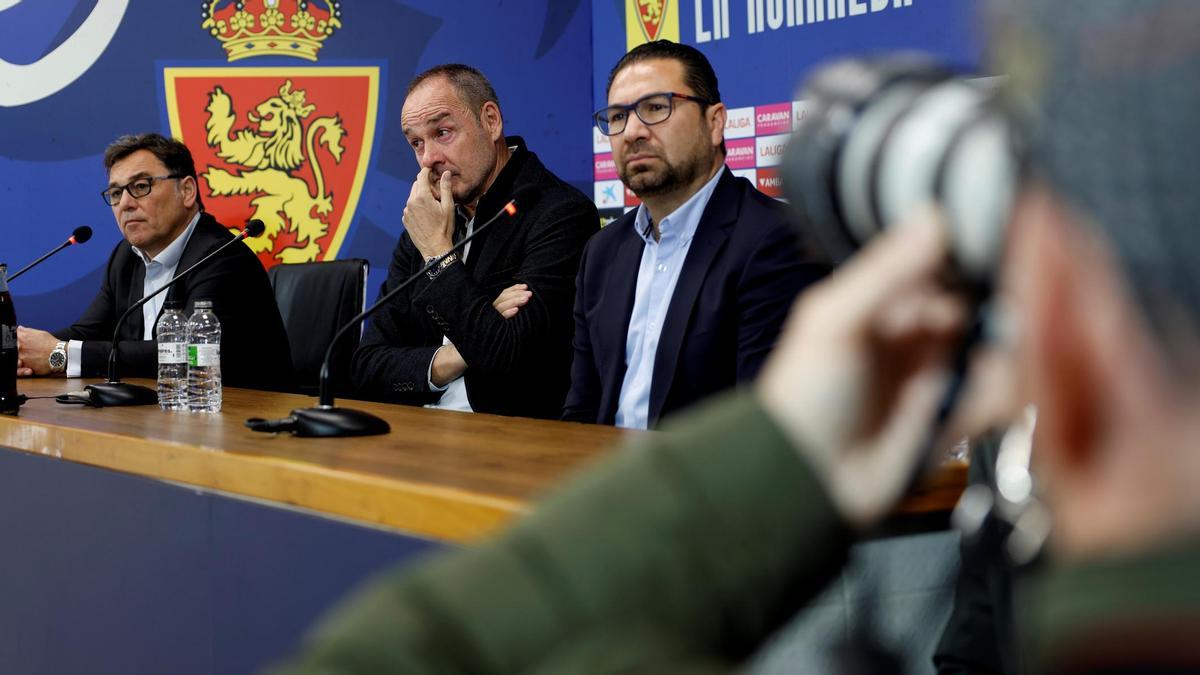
[49, 350, 66, 369]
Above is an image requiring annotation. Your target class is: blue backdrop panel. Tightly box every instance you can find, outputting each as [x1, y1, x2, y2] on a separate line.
[0, 448, 442, 675]
[588, 0, 988, 214]
[0, 0, 593, 331]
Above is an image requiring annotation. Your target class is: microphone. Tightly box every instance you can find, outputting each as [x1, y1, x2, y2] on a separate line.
[79, 220, 266, 407]
[7, 226, 94, 282]
[246, 187, 541, 437]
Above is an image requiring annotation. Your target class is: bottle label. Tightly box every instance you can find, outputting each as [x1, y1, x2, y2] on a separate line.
[158, 343, 187, 365]
[1, 326, 14, 350]
[188, 343, 220, 367]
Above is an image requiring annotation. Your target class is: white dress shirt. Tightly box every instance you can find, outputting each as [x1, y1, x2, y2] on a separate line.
[66, 212, 200, 377]
[614, 169, 723, 430]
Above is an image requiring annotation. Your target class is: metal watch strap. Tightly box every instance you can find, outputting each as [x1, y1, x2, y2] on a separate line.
[426, 252, 459, 280]
[48, 340, 67, 373]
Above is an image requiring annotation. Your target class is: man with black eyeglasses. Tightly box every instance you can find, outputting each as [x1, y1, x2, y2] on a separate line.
[15, 132, 291, 390]
[563, 40, 826, 429]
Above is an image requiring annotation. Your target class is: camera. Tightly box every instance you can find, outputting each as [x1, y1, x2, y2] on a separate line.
[783, 55, 1022, 285]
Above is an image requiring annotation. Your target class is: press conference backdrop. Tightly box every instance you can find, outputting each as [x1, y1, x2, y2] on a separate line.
[1, 0, 983, 330]
[590, 0, 985, 221]
[0, 0, 593, 330]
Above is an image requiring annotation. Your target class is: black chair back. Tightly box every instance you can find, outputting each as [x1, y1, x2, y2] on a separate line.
[268, 259, 368, 394]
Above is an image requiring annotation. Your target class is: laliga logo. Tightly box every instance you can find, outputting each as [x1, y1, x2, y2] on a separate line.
[0, 0, 129, 107]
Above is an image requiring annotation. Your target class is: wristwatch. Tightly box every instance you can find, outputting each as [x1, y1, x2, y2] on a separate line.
[48, 340, 67, 374]
[426, 252, 459, 280]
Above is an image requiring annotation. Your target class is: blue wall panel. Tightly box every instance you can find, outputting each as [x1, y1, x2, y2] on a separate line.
[0, 448, 442, 675]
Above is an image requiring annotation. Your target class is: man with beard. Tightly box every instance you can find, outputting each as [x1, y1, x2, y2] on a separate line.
[563, 41, 825, 429]
[352, 64, 598, 418]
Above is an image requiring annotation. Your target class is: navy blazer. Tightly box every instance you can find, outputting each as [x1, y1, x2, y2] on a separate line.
[563, 169, 825, 427]
[53, 212, 293, 390]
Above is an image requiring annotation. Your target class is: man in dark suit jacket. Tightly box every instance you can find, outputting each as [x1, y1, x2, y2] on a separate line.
[564, 41, 823, 428]
[16, 133, 291, 391]
[352, 65, 597, 419]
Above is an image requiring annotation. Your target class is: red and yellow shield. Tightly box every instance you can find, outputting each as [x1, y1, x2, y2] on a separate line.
[626, 0, 678, 50]
[163, 66, 378, 268]
[637, 0, 667, 41]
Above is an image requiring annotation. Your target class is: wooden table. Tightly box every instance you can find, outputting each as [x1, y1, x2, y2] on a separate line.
[0, 378, 965, 541]
[0, 378, 966, 675]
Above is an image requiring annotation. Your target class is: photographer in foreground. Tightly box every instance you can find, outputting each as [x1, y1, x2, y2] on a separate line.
[274, 1, 1200, 672]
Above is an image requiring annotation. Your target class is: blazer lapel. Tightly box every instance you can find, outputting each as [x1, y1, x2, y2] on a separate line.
[598, 227, 645, 421]
[647, 170, 739, 423]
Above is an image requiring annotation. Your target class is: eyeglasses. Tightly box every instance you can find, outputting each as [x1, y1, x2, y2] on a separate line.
[101, 175, 185, 206]
[593, 91, 712, 136]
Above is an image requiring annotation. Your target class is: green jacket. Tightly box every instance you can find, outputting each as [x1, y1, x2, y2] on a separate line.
[272, 392, 1200, 673]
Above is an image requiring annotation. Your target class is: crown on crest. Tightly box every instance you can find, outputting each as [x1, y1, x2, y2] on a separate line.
[201, 0, 342, 62]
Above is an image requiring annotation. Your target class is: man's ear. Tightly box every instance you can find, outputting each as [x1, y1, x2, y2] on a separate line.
[179, 175, 199, 209]
[480, 101, 503, 143]
[1010, 190, 1107, 470]
[708, 102, 727, 150]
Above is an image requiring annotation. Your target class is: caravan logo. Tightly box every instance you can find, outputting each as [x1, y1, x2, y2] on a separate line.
[164, 1, 378, 268]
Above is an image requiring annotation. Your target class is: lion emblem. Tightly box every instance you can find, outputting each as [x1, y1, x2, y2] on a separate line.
[202, 80, 346, 263]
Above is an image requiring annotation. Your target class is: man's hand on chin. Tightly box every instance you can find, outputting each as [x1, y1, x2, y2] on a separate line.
[16, 326, 59, 377]
[404, 167, 457, 259]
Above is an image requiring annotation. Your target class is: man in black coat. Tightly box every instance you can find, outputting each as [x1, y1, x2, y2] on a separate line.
[564, 42, 824, 429]
[351, 64, 597, 419]
[16, 133, 292, 391]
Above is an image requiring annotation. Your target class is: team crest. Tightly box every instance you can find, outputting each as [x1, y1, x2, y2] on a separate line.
[626, 0, 679, 50]
[162, 1, 378, 268]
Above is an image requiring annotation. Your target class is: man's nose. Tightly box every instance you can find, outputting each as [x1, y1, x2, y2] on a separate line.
[420, 145, 445, 170]
[115, 189, 138, 210]
[621, 110, 652, 142]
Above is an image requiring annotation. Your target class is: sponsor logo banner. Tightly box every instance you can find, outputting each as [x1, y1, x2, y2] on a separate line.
[755, 102, 792, 136]
[593, 126, 612, 153]
[594, 153, 617, 180]
[599, 207, 625, 228]
[625, 185, 642, 207]
[756, 167, 782, 197]
[725, 138, 757, 169]
[755, 133, 789, 168]
[594, 179, 625, 208]
[724, 106, 755, 139]
[792, 99, 812, 131]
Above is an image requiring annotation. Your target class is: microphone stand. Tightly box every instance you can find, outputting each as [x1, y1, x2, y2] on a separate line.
[8, 227, 93, 282]
[83, 221, 264, 407]
[247, 194, 530, 437]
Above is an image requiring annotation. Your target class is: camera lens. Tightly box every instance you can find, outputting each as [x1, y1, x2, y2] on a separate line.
[783, 56, 1020, 284]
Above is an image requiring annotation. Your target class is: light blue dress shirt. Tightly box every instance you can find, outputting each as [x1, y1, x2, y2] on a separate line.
[614, 169, 723, 430]
[65, 212, 200, 377]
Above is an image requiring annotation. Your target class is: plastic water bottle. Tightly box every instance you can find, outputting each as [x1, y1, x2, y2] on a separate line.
[156, 300, 188, 411]
[187, 300, 222, 413]
[0, 264, 20, 415]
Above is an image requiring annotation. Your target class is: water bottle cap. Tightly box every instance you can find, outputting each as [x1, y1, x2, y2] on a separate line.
[193, 299, 214, 309]
[164, 300, 184, 311]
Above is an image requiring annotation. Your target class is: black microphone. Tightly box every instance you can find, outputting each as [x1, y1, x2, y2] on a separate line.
[78, 220, 266, 407]
[246, 187, 541, 437]
[7, 226, 94, 283]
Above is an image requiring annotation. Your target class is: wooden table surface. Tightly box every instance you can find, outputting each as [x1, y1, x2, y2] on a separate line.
[0, 378, 966, 542]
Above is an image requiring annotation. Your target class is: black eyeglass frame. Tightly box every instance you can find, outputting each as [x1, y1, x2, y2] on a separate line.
[101, 174, 186, 206]
[593, 91, 713, 136]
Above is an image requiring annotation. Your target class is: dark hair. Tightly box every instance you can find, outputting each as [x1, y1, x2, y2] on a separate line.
[606, 40, 724, 153]
[103, 133, 203, 209]
[406, 64, 502, 122]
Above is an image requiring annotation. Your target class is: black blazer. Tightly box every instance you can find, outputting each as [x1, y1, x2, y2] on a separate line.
[563, 169, 826, 427]
[54, 212, 293, 390]
[352, 137, 598, 419]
